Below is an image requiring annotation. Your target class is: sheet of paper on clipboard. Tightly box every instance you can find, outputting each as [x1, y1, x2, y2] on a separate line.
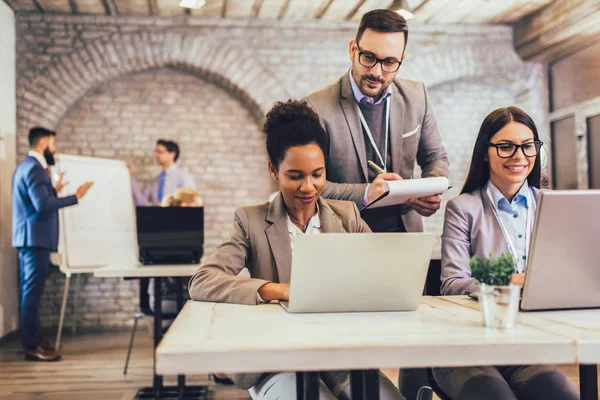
[361, 177, 450, 210]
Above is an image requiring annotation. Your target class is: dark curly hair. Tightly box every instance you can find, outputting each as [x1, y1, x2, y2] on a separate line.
[264, 100, 329, 170]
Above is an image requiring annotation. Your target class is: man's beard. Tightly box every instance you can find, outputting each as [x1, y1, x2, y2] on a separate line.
[44, 148, 55, 166]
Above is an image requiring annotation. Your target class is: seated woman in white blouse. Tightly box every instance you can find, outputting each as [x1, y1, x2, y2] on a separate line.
[189, 100, 404, 400]
[435, 106, 579, 400]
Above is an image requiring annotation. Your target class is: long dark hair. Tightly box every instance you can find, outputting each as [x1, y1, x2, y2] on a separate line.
[461, 106, 541, 195]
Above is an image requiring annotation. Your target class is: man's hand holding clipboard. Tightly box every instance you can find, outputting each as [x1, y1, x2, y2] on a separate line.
[362, 160, 450, 217]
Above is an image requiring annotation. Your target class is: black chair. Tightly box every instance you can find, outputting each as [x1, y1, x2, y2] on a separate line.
[418, 259, 453, 400]
[410, 260, 452, 400]
[123, 278, 178, 375]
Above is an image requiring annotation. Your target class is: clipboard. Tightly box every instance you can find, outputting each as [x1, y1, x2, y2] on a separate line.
[360, 177, 451, 212]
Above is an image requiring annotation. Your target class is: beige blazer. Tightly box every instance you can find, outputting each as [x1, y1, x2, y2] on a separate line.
[188, 195, 371, 389]
[304, 73, 449, 232]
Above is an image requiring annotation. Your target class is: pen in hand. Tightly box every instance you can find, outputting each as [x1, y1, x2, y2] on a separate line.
[367, 160, 386, 174]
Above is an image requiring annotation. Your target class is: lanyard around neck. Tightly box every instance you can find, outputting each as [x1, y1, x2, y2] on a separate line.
[357, 97, 390, 172]
[486, 186, 534, 274]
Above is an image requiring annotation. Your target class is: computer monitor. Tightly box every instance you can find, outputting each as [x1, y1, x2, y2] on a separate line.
[136, 206, 204, 265]
[521, 190, 600, 311]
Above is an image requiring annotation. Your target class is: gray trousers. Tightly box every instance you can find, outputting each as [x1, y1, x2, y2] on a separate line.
[432, 365, 579, 400]
[249, 370, 405, 400]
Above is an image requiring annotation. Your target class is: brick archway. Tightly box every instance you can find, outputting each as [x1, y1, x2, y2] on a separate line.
[403, 43, 528, 89]
[17, 30, 290, 131]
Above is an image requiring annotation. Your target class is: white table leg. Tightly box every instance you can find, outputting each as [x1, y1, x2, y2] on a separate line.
[55, 272, 71, 351]
[71, 274, 82, 335]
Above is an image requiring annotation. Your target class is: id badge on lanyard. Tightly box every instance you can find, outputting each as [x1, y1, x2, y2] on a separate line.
[357, 97, 390, 173]
[486, 187, 533, 274]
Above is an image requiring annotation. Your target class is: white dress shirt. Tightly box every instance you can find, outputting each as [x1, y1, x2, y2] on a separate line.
[257, 209, 323, 303]
[28, 150, 48, 170]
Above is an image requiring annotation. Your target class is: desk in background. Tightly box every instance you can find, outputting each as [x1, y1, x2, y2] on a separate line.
[94, 263, 202, 400]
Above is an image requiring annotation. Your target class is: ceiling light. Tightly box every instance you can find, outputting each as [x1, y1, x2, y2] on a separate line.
[391, 0, 414, 20]
[178, 0, 206, 9]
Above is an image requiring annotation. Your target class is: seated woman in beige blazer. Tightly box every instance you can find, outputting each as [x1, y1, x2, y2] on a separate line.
[434, 107, 579, 400]
[189, 100, 404, 400]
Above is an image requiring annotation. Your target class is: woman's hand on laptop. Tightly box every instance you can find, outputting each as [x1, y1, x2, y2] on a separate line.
[511, 273, 526, 286]
[258, 283, 290, 302]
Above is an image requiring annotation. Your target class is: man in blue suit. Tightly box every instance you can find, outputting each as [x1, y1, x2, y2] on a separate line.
[12, 127, 93, 361]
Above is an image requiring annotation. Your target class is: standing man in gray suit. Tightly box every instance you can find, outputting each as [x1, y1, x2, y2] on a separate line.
[304, 9, 449, 399]
[305, 9, 448, 234]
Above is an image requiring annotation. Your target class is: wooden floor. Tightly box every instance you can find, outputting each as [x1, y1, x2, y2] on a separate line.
[0, 330, 596, 399]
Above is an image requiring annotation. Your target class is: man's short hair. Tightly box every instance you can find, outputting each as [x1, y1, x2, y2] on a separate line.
[156, 139, 180, 162]
[28, 127, 56, 147]
[356, 9, 409, 48]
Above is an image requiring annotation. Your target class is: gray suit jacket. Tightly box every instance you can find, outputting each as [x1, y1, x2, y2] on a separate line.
[440, 186, 540, 295]
[304, 73, 449, 232]
[188, 194, 371, 389]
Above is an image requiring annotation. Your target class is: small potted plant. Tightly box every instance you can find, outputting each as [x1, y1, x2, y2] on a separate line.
[470, 252, 521, 329]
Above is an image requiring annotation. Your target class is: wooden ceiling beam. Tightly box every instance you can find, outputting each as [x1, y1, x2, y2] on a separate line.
[101, 0, 119, 15]
[221, 0, 228, 18]
[411, 0, 430, 14]
[277, 0, 291, 19]
[345, 0, 366, 20]
[69, 0, 79, 14]
[315, 0, 335, 19]
[514, 0, 600, 62]
[250, 0, 264, 18]
[32, 0, 46, 12]
[148, 0, 159, 16]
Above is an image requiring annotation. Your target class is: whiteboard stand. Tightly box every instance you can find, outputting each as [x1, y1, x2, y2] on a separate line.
[53, 255, 104, 351]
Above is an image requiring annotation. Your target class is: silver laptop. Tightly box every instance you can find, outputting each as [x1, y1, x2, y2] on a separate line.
[521, 190, 600, 311]
[280, 233, 435, 313]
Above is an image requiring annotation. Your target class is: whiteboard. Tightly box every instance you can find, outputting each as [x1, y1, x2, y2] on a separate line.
[53, 154, 138, 269]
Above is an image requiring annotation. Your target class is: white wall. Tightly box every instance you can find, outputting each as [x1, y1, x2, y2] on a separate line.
[0, 0, 17, 339]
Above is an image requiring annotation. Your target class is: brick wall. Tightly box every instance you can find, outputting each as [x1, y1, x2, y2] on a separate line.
[13, 14, 548, 329]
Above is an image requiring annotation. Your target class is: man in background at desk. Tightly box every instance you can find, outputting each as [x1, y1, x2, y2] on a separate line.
[130, 139, 196, 206]
[304, 9, 449, 234]
[12, 127, 93, 362]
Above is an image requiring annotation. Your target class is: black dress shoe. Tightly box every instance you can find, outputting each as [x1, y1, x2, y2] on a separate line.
[24, 346, 61, 362]
[212, 374, 234, 386]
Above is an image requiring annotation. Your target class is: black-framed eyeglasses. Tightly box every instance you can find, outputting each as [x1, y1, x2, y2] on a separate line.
[355, 43, 403, 73]
[488, 140, 544, 158]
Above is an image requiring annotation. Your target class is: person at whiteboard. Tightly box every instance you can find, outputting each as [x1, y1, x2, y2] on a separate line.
[434, 107, 578, 400]
[129, 139, 196, 206]
[12, 127, 93, 362]
[189, 100, 403, 400]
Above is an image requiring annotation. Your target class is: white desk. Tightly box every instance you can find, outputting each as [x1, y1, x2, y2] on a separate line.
[93, 263, 199, 278]
[442, 295, 600, 400]
[156, 296, 575, 399]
